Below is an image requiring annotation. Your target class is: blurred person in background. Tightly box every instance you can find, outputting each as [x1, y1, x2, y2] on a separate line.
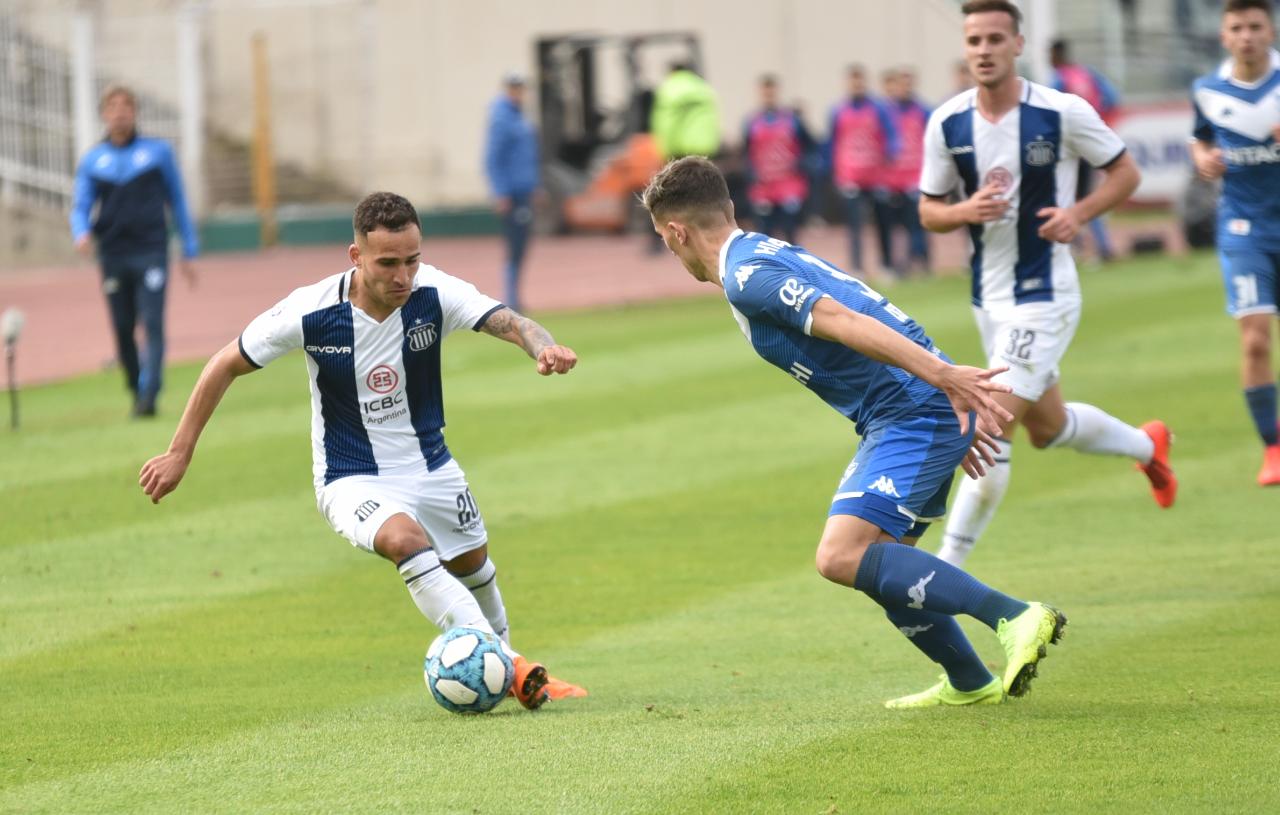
[484, 72, 540, 313]
[651, 61, 722, 164]
[1049, 38, 1122, 262]
[70, 84, 198, 418]
[650, 61, 721, 253]
[1189, 0, 1280, 485]
[883, 67, 933, 276]
[827, 64, 899, 279]
[742, 74, 815, 245]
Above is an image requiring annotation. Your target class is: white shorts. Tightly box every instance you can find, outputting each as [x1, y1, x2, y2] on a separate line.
[973, 299, 1081, 402]
[316, 458, 488, 559]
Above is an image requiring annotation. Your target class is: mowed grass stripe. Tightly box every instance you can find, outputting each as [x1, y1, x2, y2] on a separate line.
[5, 550, 1275, 815]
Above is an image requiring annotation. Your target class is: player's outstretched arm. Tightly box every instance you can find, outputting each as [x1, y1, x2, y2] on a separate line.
[809, 297, 1012, 434]
[139, 340, 257, 503]
[477, 307, 578, 375]
[918, 182, 1010, 233]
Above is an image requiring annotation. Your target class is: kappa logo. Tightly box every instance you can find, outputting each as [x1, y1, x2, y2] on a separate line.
[407, 320, 438, 352]
[1025, 136, 1056, 167]
[868, 475, 901, 498]
[907, 571, 936, 610]
[898, 624, 934, 638]
[735, 264, 759, 291]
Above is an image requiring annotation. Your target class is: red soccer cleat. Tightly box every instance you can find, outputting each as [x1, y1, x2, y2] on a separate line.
[509, 655, 549, 710]
[1258, 444, 1280, 486]
[1136, 420, 1177, 508]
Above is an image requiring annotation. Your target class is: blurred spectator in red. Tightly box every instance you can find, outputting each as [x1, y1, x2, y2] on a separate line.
[883, 67, 932, 275]
[826, 64, 899, 277]
[742, 74, 816, 245]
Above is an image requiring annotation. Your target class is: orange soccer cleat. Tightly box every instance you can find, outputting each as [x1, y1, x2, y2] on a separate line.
[1258, 444, 1280, 486]
[509, 655, 550, 710]
[1137, 420, 1177, 508]
[544, 675, 589, 701]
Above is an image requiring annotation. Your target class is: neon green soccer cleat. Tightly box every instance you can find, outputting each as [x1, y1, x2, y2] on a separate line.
[884, 675, 1005, 709]
[996, 602, 1068, 697]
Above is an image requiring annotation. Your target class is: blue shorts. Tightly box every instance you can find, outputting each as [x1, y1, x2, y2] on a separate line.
[829, 409, 971, 542]
[1220, 249, 1280, 318]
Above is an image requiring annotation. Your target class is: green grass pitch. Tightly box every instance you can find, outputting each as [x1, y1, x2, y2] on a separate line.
[2, 251, 1279, 813]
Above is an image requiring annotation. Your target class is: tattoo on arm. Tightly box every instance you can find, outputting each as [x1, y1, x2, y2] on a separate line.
[480, 307, 555, 359]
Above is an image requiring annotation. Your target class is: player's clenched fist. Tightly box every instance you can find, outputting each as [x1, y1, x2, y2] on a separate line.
[536, 344, 578, 375]
[139, 451, 191, 504]
[965, 182, 1011, 224]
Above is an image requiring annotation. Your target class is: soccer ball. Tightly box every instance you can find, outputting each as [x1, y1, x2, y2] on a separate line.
[424, 627, 514, 714]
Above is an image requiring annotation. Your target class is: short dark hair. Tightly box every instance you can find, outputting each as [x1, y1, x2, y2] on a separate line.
[641, 157, 732, 226]
[353, 191, 420, 237]
[960, 0, 1023, 33]
[847, 63, 866, 78]
[759, 73, 778, 88]
[1224, 0, 1273, 15]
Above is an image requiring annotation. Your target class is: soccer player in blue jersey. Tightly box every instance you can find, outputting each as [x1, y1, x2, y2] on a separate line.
[919, 0, 1177, 569]
[1190, 0, 1280, 485]
[139, 192, 585, 709]
[642, 155, 1066, 708]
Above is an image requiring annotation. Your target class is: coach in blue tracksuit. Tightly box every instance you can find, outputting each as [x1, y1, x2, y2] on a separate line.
[70, 84, 198, 417]
[484, 72, 539, 313]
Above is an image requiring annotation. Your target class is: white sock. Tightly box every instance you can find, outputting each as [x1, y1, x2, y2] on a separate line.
[457, 557, 510, 644]
[1049, 402, 1154, 463]
[936, 438, 1012, 568]
[397, 550, 493, 633]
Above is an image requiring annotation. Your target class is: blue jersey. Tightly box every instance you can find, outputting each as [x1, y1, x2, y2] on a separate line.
[1192, 50, 1280, 252]
[719, 229, 951, 434]
[70, 133, 198, 259]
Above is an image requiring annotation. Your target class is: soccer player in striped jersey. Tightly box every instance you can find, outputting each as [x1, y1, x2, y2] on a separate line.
[1189, 0, 1280, 485]
[139, 192, 586, 709]
[643, 156, 1068, 709]
[919, 0, 1177, 570]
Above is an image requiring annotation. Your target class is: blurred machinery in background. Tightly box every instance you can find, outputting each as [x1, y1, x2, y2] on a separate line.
[536, 31, 701, 233]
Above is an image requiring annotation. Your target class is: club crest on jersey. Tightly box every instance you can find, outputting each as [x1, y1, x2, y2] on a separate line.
[406, 321, 438, 352]
[1025, 136, 1056, 167]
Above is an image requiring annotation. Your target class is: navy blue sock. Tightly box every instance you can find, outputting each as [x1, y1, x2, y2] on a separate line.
[1245, 384, 1279, 446]
[882, 605, 995, 692]
[854, 542, 1029, 630]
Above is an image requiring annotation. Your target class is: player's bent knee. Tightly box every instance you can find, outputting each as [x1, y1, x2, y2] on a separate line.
[814, 538, 869, 587]
[372, 513, 433, 563]
[1242, 332, 1271, 363]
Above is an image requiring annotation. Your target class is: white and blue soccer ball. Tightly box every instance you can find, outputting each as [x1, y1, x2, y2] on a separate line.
[424, 627, 514, 714]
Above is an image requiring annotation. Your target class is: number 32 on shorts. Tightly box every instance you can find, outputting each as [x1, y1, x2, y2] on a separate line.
[1004, 328, 1037, 361]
